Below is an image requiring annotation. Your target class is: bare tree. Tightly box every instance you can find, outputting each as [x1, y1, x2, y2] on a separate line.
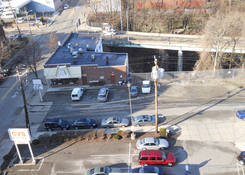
[194, 11, 244, 71]
[48, 32, 58, 52]
[22, 41, 42, 78]
[89, 0, 100, 16]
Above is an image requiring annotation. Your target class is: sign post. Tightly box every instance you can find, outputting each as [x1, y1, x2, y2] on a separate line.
[8, 128, 36, 164]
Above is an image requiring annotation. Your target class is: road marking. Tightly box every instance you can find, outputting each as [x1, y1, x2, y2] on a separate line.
[90, 154, 138, 157]
[17, 157, 44, 172]
[1, 80, 18, 101]
[128, 143, 131, 173]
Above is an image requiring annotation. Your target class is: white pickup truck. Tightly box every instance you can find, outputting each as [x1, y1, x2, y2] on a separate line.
[141, 80, 151, 94]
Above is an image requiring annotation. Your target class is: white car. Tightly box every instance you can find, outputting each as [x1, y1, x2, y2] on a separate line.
[103, 29, 117, 36]
[141, 80, 151, 93]
[71, 87, 84, 101]
[136, 137, 169, 150]
[64, 4, 69, 10]
[17, 17, 25, 23]
[101, 117, 129, 128]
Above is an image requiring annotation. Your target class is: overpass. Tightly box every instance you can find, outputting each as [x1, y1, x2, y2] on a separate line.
[102, 32, 245, 71]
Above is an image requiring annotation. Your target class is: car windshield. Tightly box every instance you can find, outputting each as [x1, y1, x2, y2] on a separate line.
[240, 110, 245, 115]
[241, 152, 245, 157]
[161, 152, 167, 160]
[58, 119, 62, 124]
[142, 84, 150, 88]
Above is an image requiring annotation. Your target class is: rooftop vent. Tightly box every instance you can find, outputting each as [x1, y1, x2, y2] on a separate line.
[78, 48, 83, 54]
[91, 54, 96, 62]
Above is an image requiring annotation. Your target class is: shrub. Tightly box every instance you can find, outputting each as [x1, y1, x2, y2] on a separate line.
[159, 128, 167, 138]
[113, 134, 122, 140]
[97, 129, 105, 140]
[32, 139, 40, 145]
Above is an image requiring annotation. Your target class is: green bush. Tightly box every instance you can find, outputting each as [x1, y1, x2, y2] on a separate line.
[32, 139, 40, 145]
[159, 128, 167, 138]
[113, 134, 122, 140]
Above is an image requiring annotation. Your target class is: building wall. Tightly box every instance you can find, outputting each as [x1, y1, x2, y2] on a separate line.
[44, 66, 82, 79]
[81, 65, 127, 84]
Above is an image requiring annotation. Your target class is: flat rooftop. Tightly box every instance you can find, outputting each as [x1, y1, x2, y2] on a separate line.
[45, 33, 127, 67]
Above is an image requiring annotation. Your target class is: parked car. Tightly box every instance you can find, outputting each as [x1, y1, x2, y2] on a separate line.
[103, 29, 117, 36]
[71, 118, 97, 129]
[87, 166, 121, 175]
[132, 115, 155, 126]
[101, 117, 129, 128]
[97, 88, 109, 102]
[237, 151, 245, 165]
[64, 4, 69, 9]
[132, 166, 163, 175]
[71, 87, 84, 101]
[43, 118, 70, 131]
[17, 17, 25, 23]
[130, 85, 138, 97]
[141, 80, 151, 94]
[139, 150, 176, 167]
[136, 137, 169, 150]
[236, 110, 245, 119]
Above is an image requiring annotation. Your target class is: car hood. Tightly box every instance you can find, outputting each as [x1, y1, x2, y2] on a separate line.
[121, 118, 129, 125]
[166, 152, 175, 163]
[159, 139, 169, 148]
[101, 119, 107, 126]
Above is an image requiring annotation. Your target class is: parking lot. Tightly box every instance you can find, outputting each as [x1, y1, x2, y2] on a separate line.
[4, 138, 240, 175]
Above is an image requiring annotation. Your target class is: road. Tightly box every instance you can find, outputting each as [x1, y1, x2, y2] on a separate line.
[0, 0, 87, 168]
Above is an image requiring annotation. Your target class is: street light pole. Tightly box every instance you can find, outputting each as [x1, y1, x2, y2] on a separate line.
[151, 56, 164, 134]
[16, 67, 31, 135]
[154, 58, 158, 133]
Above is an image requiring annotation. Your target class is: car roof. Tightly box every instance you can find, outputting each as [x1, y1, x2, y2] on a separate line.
[72, 88, 82, 94]
[131, 86, 137, 89]
[143, 137, 155, 143]
[136, 115, 150, 120]
[140, 150, 162, 157]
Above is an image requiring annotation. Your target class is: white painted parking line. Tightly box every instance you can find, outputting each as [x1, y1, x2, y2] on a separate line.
[17, 157, 44, 172]
[237, 163, 245, 175]
[90, 154, 138, 157]
[128, 143, 131, 173]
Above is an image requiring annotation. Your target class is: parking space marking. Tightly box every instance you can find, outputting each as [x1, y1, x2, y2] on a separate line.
[128, 143, 131, 173]
[17, 157, 44, 172]
[237, 163, 245, 175]
[90, 154, 138, 157]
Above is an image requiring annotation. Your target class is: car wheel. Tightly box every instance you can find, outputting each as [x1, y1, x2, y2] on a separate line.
[167, 163, 173, 167]
[240, 160, 245, 165]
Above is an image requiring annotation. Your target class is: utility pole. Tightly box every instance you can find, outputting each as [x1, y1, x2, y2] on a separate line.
[154, 57, 158, 133]
[7, 0, 22, 38]
[120, 0, 123, 31]
[17, 67, 31, 135]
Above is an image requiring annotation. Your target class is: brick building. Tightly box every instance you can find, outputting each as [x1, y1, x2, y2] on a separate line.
[44, 33, 128, 86]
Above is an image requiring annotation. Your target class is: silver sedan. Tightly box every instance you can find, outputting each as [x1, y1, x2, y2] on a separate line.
[136, 137, 169, 150]
[101, 117, 129, 128]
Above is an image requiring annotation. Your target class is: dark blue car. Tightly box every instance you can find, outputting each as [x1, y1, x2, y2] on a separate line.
[72, 118, 97, 129]
[236, 110, 245, 119]
[132, 166, 163, 175]
[43, 118, 70, 131]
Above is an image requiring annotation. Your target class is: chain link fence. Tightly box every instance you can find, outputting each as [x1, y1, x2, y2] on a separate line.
[130, 68, 245, 85]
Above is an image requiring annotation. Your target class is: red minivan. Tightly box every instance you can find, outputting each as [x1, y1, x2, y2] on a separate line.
[139, 150, 176, 167]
